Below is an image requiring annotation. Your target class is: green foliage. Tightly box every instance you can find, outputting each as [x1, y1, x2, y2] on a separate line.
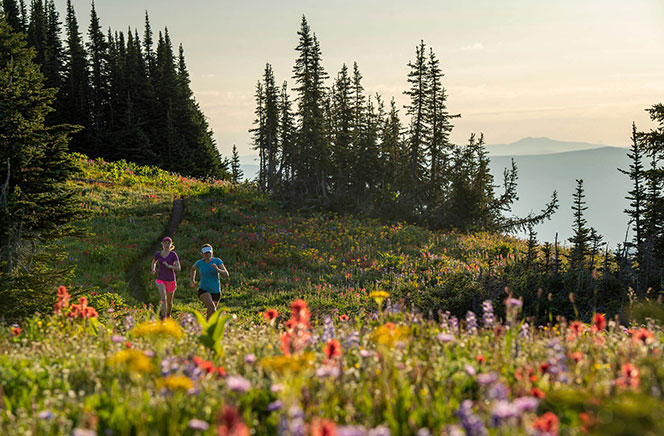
[192, 308, 231, 356]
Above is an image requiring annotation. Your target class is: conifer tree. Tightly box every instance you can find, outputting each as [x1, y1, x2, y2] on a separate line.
[86, 0, 109, 155]
[2, 0, 23, 32]
[330, 63, 353, 198]
[0, 17, 82, 317]
[231, 145, 243, 183]
[278, 81, 295, 182]
[403, 40, 430, 194]
[568, 179, 591, 271]
[61, 0, 89, 152]
[619, 123, 647, 266]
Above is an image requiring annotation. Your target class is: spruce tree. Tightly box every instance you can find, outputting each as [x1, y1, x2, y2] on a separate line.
[61, 0, 89, 153]
[231, 145, 243, 183]
[278, 81, 295, 183]
[619, 123, 647, 266]
[0, 17, 82, 317]
[86, 0, 109, 156]
[330, 63, 353, 198]
[568, 179, 591, 271]
[2, 0, 22, 32]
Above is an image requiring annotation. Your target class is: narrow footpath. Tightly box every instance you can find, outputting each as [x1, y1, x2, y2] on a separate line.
[125, 198, 185, 302]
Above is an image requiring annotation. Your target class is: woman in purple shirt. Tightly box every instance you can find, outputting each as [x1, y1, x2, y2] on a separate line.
[151, 236, 181, 318]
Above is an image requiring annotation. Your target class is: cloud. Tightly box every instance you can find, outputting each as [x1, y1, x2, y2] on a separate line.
[200, 73, 217, 79]
[459, 42, 484, 51]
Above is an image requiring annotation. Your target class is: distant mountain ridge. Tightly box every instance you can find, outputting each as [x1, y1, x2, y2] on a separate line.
[486, 137, 626, 156]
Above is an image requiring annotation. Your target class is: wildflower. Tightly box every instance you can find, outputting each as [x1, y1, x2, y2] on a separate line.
[131, 318, 183, 339]
[539, 362, 550, 375]
[491, 400, 518, 425]
[616, 362, 640, 390]
[216, 405, 249, 436]
[311, 418, 337, 436]
[466, 311, 478, 334]
[369, 290, 389, 307]
[476, 372, 498, 385]
[506, 298, 523, 307]
[476, 354, 486, 364]
[337, 426, 366, 436]
[569, 321, 585, 338]
[465, 364, 477, 376]
[532, 412, 559, 436]
[188, 419, 210, 431]
[592, 314, 606, 332]
[226, 375, 251, 392]
[72, 429, 96, 436]
[11, 326, 21, 336]
[367, 425, 391, 436]
[569, 352, 583, 363]
[456, 400, 488, 436]
[156, 375, 195, 391]
[629, 327, 654, 345]
[529, 387, 546, 399]
[267, 400, 283, 412]
[263, 309, 279, 322]
[244, 353, 256, 364]
[38, 410, 54, 420]
[110, 349, 154, 373]
[513, 396, 539, 413]
[339, 314, 349, 322]
[371, 322, 409, 347]
[437, 333, 455, 342]
[323, 339, 342, 361]
[281, 299, 312, 355]
[482, 300, 494, 328]
[111, 335, 125, 343]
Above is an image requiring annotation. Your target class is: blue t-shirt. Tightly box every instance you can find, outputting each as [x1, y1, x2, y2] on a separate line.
[194, 257, 224, 294]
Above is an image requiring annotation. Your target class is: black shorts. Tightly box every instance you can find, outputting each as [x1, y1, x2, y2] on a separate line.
[198, 289, 220, 303]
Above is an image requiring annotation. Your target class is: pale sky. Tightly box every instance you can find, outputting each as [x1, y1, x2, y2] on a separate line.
[57, 0, 664, 157]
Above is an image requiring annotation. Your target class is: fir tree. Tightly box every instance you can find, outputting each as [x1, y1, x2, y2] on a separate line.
[277, 81, 295, 182]
[0, 17, 83, 317]
[2, 0, 22, 33]
[86, 0, 110, 155]
[231, 145, 243, 183]
[568, 179, 591, 271]
[619, 123, 647, 266]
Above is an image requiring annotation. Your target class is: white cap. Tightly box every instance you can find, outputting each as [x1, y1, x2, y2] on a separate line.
[201, 246, 213, 254]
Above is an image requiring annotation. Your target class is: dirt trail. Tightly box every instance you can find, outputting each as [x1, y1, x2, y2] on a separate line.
[125, 198, 185, 302]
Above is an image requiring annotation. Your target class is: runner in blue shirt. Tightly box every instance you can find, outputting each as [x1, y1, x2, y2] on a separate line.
[190, 244, 229, 319]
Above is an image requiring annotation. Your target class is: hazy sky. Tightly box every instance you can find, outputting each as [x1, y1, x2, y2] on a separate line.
[57, 0, 664, 156]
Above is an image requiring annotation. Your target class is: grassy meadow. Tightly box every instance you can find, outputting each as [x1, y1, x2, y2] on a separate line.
[2, 157, 662, 435]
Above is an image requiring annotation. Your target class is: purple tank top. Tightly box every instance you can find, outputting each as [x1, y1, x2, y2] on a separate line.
[154, 251, 179, 281]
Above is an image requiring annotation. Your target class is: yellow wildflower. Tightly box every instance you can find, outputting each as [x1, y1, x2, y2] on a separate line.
[369, 290, 390, 307]
[261, 353, 315, 374]
[110, 349, 154, 373]
[156, 375, 195, 391]
[372, 322, 409, 347]
[131, 318, 183, 339]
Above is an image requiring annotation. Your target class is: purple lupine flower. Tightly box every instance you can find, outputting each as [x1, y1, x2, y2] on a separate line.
[456, 400, 488, 436]
[267, 400, 283, 412]
[476, 372, 499, 385]
[488, 382, 509, 400]
[320, 316, 335, 343]
[337, 426, 366, 436]
[143, 350, 155, 358]
[38, 410, 54, 420]
[367, 425, 391, 436]
[244, 353, 256, 364]
[506, 298, 522, 307]
[111, 334, 125, 343]
[482, 300, 495, 328]
[440, 311, 450, 330]
[520, 322, 530, 339]
[447, 425, 465, 436]
[360, 349, 372, 358]
[490, 400, 519, 426]
[437, 333, 455, 342]
[450, 316, 459, 333]
[287, 406, 306, 436]
[188, 419, 210, 431]
[465, 364, 477, 376]
[513, 396, 539, 413]
[124, 315, 134, 330]
[466, 311, 478, 334]
[226, 375, 251, 392]
[343, 330, 360, 349]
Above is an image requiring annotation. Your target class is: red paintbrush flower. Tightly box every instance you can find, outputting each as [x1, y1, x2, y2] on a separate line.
[323, 339, 342, 360]
[339, 314, 349, 322]
[592, 314, 606, 332]
[311, 418, 337, 436]
[263, 309, 279, 322]
[533, 412, 559, 435]
[569, 321, 585, 337]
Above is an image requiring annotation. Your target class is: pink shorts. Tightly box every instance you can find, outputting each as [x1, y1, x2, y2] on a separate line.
[155, 280, 177, 293]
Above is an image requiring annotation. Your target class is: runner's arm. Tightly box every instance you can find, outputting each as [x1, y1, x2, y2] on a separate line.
[172, 260, 181, 272]
[151, 258, 158, 274]
[214, 263, 229, 278]
[190, 264, 198, 287]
